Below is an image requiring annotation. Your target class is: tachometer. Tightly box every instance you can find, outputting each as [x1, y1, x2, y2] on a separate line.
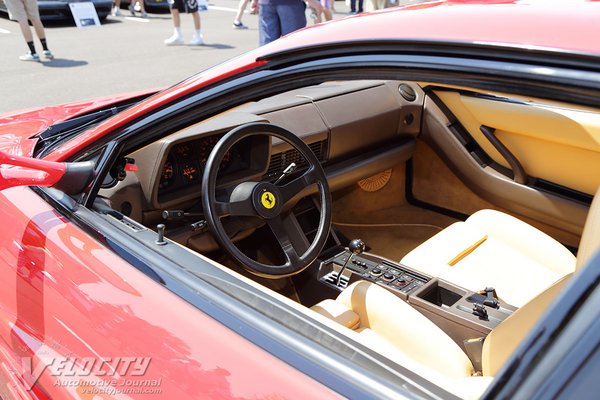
[199, 135, 232, 171]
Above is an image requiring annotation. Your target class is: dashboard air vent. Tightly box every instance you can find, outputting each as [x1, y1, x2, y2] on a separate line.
[265, 140, 327, 180]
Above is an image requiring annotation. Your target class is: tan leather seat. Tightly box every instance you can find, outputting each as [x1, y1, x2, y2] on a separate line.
[400, 206, 589, 307]
[312, 277, 571, 399]
[310, 191, 600, 398]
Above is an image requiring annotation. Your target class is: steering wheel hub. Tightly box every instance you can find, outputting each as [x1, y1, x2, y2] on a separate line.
[252, 183, 282, 218]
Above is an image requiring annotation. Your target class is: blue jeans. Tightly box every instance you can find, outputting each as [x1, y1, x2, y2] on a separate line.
[259, 1, 307, 46]
[350, 0, 363, 12]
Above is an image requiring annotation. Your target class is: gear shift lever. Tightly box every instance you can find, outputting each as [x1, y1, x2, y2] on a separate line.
[336, 238, 365, 287]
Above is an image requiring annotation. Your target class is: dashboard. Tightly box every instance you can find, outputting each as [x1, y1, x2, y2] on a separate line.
[107, 80, 422, 220]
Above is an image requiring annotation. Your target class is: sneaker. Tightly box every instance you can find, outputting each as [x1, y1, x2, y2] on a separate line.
[232, 20, 247, 29]
[19, 53, 40, 62]
[141, 11, 148, 18]
[128, 4, 136, 16]
[42, 50, 54, 60]
[164, 33, 184, 46]
[188, 34, 204, 46]
[111, 6, 122, 16]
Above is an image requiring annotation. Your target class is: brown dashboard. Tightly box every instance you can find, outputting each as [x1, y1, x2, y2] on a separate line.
[102, 80, 422, 223]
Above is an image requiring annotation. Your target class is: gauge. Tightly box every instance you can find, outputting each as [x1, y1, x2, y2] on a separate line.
[174, 142, 194, 159]
[199, 135, 232, 171]
[181, 162, 200, 183]
[159, 159, 175, 190]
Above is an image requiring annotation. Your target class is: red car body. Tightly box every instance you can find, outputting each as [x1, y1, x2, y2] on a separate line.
[1, 1, 599, 399]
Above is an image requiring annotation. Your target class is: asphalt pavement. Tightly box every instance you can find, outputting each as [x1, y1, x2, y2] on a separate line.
[0, 0, 353, 115]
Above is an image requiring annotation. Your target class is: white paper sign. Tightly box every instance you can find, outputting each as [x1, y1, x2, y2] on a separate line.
[69, 2, 101, 28]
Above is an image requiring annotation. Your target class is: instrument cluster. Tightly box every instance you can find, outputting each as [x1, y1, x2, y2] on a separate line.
[158, 135, 236, 194]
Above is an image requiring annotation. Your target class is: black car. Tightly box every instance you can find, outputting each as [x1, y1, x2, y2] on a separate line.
[0, 0, 112, 22]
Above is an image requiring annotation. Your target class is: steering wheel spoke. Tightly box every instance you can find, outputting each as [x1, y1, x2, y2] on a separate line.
[266, 216, 301, 265]
[279, 167, 319, 205]
[215, 199, 256, 218]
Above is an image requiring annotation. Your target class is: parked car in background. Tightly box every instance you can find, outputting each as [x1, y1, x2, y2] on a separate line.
[0, 0, 112, 21]
[0, 1, 599, 399]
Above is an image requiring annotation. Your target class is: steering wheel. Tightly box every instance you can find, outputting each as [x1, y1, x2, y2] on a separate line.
[202, 122, 332, 278]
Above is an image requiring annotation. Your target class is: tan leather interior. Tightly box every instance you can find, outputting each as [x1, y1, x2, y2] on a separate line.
[400, 209, 578, 307]
[481, 274, 572, 376]
[310, 273, 572, 399]
[308, 187, 600, 397]
[434, 90, 600, 196]
[310, 298, 360, 329]
[108, 78, 600, 399]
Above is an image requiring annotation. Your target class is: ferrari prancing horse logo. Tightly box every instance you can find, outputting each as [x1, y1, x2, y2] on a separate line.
[261, 191, 276, 209]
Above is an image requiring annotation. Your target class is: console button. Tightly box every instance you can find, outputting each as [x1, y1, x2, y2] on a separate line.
[382, 273, 395, 281]
[391, 278, 409, 288]
[370, 268, 383, 277]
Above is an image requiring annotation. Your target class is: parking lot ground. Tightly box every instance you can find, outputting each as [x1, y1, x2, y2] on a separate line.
[0, 0, 351, 114]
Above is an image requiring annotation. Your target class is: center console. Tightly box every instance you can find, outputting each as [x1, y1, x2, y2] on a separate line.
[321, 251, 428, 297]
[318, 246, 517, 362]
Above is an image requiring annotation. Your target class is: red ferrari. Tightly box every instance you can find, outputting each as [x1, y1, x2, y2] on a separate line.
[1, 1, 599, 399]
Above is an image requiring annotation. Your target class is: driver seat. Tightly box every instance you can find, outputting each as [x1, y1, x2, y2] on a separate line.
[310, 191, 600, 399]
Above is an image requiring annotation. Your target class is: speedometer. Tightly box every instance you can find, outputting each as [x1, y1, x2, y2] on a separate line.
[199, 135, 232, 171]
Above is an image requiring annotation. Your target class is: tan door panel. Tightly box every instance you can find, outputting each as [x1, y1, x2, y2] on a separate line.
[435, 91, 600, 195]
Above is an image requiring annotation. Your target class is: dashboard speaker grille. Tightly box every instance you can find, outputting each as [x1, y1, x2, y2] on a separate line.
[265, 140, 327, 180]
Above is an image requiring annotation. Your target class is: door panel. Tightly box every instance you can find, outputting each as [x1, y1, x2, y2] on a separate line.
[435, 90, 600, 195]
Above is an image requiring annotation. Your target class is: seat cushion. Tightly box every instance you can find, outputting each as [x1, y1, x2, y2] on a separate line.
[401, 210, 576, 307]
[337, 281, 474, 379]
[310, 299, 360, 329]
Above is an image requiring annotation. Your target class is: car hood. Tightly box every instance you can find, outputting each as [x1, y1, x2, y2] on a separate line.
[0, 89, 159, 156]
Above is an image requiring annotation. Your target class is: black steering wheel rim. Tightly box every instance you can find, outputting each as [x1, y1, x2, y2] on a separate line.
[202, 122, 332, 278]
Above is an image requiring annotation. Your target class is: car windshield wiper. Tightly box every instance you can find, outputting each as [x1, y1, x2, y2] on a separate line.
[34, 106, 123, 157]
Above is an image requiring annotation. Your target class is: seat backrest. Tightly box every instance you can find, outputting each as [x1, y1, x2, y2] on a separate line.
[481, 273, 571, 376]
[482, 186, 600, 376]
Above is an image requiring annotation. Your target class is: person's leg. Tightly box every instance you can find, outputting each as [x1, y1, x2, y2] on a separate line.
[358, 0, 363, 12]
[233, 0, 249, 28]
[112, 0, 122, 15]
[187, 0, 202, 45]
[320, 0, 331, 21]
[29, 17, 53, 58]
[164, 2, 184, 45]
[17, 19, 33, 43]
[277, 1, 306, 36]
[191, 10, 200, 30]
[258, 3, 280, 46]
[350, 0, 356, 12]
[171, 8, 181, 27]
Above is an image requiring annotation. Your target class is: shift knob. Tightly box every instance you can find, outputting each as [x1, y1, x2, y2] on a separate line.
[336, 238, 365, 287]
[348, 239, 365, 255]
